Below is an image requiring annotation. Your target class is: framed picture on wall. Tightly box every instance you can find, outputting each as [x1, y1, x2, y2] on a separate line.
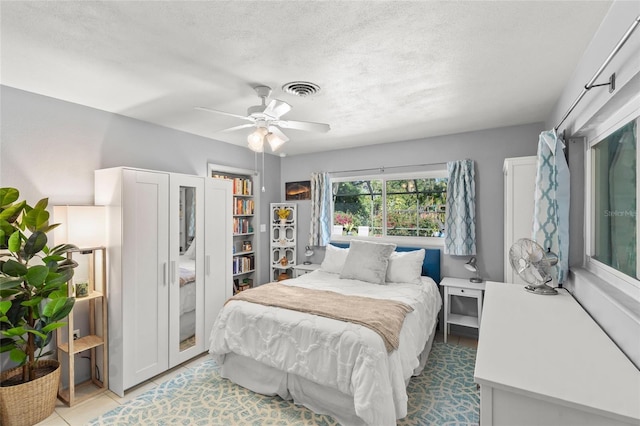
[285, 180, 311, 200]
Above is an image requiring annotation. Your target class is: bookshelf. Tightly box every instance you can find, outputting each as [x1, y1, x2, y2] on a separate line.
[209, 164, 259, 293]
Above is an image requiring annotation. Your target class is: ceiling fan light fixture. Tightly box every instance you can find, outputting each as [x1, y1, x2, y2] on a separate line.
[247, 127, 267, 152]
[266, 132, 286, 151]
[248, 138, 264, 152]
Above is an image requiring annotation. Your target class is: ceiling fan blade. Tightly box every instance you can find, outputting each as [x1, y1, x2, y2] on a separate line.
[268, 126, 289, 142]
[195, 106, 252, 122]
[220, 123, 255, 132]
[263, 99, 292, 119]
[276, 120, 330, 133]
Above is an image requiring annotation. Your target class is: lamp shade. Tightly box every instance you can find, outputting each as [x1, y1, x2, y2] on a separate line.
[53, 206, 106, 248]
[266, 132, 286, 151]
[247, 127, 267, 152]
[464, 257, 478, 273]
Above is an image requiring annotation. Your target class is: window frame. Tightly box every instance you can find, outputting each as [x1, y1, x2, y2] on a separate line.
[584, 100, 640, 299]
[330, 169, 448, 246]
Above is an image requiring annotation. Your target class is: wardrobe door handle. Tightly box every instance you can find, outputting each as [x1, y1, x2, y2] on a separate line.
[163, 262, 167, 286]
[206, 255, 211, 276]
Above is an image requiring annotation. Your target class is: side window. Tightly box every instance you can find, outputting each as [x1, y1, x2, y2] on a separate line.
[588, 116, 638, 286]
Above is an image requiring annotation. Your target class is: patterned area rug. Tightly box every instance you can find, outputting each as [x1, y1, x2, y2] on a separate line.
[88, 342, 478, 425]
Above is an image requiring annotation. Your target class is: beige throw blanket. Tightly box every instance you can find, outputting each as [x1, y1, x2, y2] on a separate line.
[227, 282, 414, 352]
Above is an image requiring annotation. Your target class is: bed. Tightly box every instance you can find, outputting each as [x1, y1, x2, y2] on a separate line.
[209, 241, 442, 426]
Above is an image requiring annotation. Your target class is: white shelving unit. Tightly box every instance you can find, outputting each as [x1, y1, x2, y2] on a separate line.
[57, 246, 108, 406]
[270, 203, 297, 281]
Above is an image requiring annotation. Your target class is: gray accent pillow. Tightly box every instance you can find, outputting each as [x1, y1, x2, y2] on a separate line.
[340, 240, 397, 285]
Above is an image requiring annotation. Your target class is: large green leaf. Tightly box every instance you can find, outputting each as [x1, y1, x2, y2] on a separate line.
[7, 230, 22, 253]
[0, 276, 23, 291]
[33, 198, 48, 211]
[41, 322, 66, 333]
[0, 200, 25, 223]
[25, 265, 49, 287]
[57, 258, 78, 271]
[42, 297, 75, 322]
[23, 327, 47, 340]
[24, 206, 49, 232]
[2, 259, 27, 277]
[49, 244, 78, 257]
[9, 347, 26, 364]
[0, 300, 11, 315]
[43, 268, 73, 287]
[0, 337, 17, 353]
[42, 254, 66, 263]
[47, 283, 70, 299]
[0, 188, 19, 207]
[20, 296, 43, 308]
[24, 231, 47, 257]
[2, 326, 27, 337]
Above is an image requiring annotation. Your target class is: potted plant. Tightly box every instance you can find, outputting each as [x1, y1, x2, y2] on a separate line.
[0, 187, 78, 426]
[276, 207, 290, 225]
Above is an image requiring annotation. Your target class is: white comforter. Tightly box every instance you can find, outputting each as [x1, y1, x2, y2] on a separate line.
[208, 270, 442, 425]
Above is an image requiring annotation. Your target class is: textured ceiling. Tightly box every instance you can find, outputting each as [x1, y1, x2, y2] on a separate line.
[0, 1, 612, 156]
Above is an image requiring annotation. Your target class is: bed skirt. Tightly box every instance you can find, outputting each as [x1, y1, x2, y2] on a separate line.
[218, 320, 438, 426]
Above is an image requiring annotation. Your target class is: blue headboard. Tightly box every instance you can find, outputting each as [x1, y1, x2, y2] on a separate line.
[330, 242, 441, 284]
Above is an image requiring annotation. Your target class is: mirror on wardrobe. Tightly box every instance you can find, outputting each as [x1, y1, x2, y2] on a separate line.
[178, 185, 197, 352]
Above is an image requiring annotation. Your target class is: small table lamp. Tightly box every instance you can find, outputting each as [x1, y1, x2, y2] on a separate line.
[464, 256, 483, 283]
[304, 245, 314, 265]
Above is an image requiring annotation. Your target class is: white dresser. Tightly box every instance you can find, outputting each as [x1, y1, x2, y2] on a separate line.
[474, 282, 640, 426]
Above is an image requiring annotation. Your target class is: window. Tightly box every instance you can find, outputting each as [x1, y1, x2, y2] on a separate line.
[332, 172, 448, 241]
[587, 114, 639, 291]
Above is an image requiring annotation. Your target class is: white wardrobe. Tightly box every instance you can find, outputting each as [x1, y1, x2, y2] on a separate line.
[95, 167, 232, 396]
[503, 156, 537, 284]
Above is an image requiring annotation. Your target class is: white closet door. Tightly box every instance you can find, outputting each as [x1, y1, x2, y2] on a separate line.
[122, 169, 170, 389]
[169, 174, 205, 367]
[503, 156, 537, 284]
[204, 178, 233, 342]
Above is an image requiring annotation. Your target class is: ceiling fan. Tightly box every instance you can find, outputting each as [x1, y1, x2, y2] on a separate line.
[196, 85, 330, 152]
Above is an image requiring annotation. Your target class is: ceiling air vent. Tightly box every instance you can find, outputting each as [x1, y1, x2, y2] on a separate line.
[282, 81, 321, 97]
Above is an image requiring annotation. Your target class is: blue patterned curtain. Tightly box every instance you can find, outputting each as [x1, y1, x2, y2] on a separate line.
[309, 172, 331, 246]
[533, 130, 570, 283]
[445, 160, 476, 255]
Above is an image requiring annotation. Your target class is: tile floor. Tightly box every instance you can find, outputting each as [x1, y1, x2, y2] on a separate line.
[38, 333, 477, 425]
[37, 354, 210, 426]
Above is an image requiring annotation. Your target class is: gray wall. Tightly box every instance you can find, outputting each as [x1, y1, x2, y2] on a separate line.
[281, 122, 542, 282]
[0, 85, 282, 284]
[544, 1, 640, 368]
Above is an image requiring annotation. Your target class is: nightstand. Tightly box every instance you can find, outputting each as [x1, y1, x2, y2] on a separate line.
[441, 277, 486, 343]
[292, 263, 320, 278]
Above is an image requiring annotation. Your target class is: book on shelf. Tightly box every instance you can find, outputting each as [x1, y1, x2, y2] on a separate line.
[233, 217, 252, 234]
[233, 198, 254, 215]
[232, 255, 255, 275]
[231, 177, 252, 196]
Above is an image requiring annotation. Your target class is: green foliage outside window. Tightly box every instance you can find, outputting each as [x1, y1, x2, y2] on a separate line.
[332, 176, 447, 237]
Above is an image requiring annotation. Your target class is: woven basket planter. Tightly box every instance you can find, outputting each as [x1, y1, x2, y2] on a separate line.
[0, 359, 61, 426]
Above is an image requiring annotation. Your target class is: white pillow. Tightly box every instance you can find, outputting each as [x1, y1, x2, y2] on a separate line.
[184, 238, 196, 259]
[386, 249, 425, 284]
[320, 244, 349, 274]
[340, 240, 396, 285]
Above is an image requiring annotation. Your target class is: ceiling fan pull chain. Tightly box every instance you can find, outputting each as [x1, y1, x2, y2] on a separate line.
[262, 151, 266, 192]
